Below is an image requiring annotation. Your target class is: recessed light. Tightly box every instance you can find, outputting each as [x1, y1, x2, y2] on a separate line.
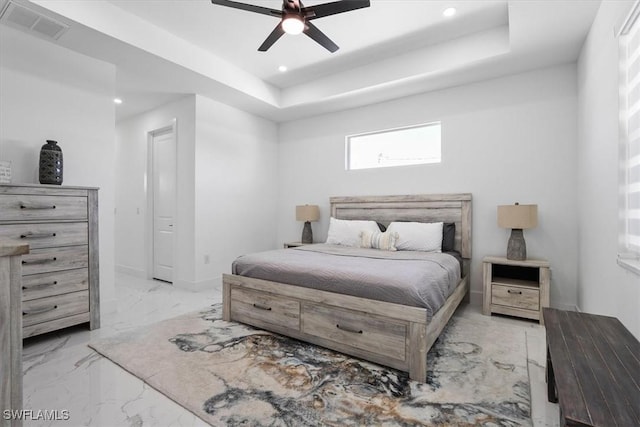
[113, 98, 123, 104]
[278, 65, 288, 72]
[443, 7, 457, 17]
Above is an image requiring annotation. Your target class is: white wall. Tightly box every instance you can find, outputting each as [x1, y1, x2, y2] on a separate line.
[278, 65, 579, 308]
[115, 96, 197, 286]
[577, 1, 639, 338]
[194, 95, 279, 287]
[0, 26, 117, 313]
[115, 95, 278, 291]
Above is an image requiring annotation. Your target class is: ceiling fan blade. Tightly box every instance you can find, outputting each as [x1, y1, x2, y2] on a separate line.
[211, 0, 281, 17]
[304, 0, 370, 20]
[304, 21, 338, 52]
[258, 24, 286, 51]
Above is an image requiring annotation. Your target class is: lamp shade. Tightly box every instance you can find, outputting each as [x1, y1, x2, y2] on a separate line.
[497, 204, 538, 229]
[296, 205, 320, 222]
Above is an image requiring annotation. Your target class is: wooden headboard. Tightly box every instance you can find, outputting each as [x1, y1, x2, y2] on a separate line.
[330, 194, 472, 271]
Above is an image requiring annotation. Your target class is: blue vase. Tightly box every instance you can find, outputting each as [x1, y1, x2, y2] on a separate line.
[38, 140, 63, 185]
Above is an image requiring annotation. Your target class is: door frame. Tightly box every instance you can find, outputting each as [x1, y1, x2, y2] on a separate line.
[145, 119, 177, 282]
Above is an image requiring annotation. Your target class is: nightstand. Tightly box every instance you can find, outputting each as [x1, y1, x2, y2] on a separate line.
[482, 256, 550, 325]
[283, 242, 312, 248]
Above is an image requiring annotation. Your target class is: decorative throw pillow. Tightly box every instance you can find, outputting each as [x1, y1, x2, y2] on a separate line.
[387, 221, 443, 252]
[360, 230, 399, 251]
[442, 222, 456, 252]
[325, 217, 380, 247]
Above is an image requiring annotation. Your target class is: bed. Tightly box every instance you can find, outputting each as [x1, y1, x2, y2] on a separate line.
[222, 194, 472, 382]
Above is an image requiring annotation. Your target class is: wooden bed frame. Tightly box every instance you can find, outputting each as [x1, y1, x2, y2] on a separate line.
[222, 194, 472, 382]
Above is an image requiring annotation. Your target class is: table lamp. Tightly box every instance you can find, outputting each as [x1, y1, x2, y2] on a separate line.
[296, 205, 320, 244]
[497, 203, 538, 261]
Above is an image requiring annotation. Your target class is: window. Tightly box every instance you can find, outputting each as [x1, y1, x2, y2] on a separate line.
[619, 1, 640, 274]
[345, 122, 441, 170]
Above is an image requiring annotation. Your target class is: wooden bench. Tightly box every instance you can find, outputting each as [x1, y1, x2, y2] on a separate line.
[543, 308, 640, 427]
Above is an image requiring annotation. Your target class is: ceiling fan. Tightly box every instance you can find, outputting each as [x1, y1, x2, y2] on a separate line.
[210, 0, 371, 53]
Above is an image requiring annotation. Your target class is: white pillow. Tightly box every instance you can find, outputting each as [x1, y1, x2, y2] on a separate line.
[326, 217, 379, 247]
[387, 221, 443, 252]
[360, 230, 399, 251]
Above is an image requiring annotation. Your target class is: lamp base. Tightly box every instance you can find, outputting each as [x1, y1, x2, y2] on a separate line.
[506, 228, 527, 261]
[301, 221, 313, 244]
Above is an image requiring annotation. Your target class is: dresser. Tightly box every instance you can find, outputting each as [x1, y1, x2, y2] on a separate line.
[482, 256, 550, 325]
[0, 239, 28, 427]
[0, 184, 99, 338]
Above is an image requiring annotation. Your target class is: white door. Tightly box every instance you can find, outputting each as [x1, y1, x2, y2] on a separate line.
[152, 129, 175, 283]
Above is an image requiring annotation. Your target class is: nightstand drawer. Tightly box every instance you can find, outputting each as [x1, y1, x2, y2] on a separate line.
[0, 195, 88, 221]
[492, 284, 539, 311]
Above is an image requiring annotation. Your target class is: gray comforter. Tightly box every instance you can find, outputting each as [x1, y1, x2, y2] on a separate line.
[232, 244, 461, 320]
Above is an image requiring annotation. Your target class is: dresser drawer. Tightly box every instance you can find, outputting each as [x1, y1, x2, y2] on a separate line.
[22, 268, 89, 301]
[491, 284, 539, 311]
[21, 246, 88, 276]
[0, 195, 87, 221]
[0, 222, 87, 249]
[22, 290, 89, 328]
[301, 303, 407, 362]
[230, 287, 300, 330]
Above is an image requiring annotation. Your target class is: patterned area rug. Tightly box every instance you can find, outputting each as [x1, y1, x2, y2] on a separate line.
[89, 305, 531, 426]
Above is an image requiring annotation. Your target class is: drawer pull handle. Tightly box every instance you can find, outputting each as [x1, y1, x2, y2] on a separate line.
[252, 303, 272, 311]
[23, 305, 58, 316]
[23, 281, 58, 290]
[22, 257, 57, 265]
[507, 290, 523, 295]
[336, 324, 363, 334]
[19, 204, 56, 210]
[20, 232, 57, 239]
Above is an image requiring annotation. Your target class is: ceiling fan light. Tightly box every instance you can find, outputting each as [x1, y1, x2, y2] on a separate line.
[443, 7, 457, 17]
[282, 16, 304, 35]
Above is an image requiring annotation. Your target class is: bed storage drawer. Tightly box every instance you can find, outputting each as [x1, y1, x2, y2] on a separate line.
[301, 303, 407, 362]
[230, 287, 300, 330]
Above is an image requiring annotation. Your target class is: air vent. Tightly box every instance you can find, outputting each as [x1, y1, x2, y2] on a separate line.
[0, 1, 68, 40]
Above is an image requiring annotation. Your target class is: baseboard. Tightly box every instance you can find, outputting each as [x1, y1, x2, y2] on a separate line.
[469, 290, 484, 306]
[114, 266, 222, 293]
[173, 276, 222, 292]
[551, 302, 578, 311]
[115, 264, 146, 278]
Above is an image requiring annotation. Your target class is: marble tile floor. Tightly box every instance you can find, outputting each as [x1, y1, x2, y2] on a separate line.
[21, 273, 560, 426]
